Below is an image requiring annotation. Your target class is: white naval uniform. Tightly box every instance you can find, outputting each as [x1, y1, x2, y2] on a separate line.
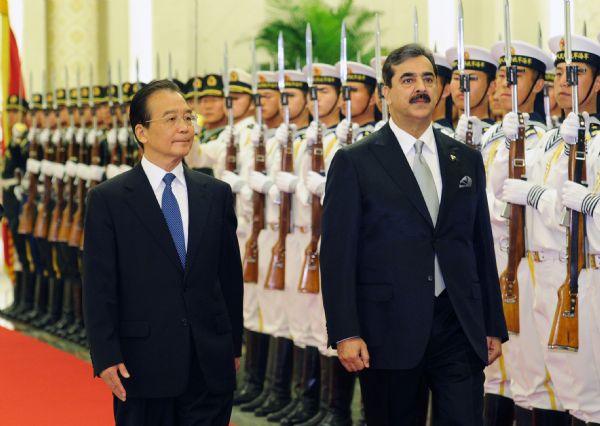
[486, 117, 563, 411]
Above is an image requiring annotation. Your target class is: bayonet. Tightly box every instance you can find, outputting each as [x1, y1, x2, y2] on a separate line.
[251, 39, 262, 128]
[564, 0, 578, 114]
[375, 14, 388, 121]
[168, 53, 173, 81]
[223, 42, 234, 129]
[155, 53, 160, 79]
[306, 23, 319, 126]
[65, 67, 74, 128]
[340, 20, 351, 126]
[537, 22, 543, 49]
[90, 64, 98, 133]
[413, 7, 419, 44]
[458, 0, 472, 145]
[278, 31, 289, 125]
[504, 0, 518, 113]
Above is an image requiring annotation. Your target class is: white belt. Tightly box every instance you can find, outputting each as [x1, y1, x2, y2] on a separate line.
[589, 254, 600, 270]
[528, 249, 566, 263]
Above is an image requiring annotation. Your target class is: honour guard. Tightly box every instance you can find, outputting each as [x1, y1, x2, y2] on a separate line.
[431, 52, 454, 135]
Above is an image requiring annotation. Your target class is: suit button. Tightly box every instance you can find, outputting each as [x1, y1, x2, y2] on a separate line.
[427, 275, 434, 282]
[181, 318, 188, 327]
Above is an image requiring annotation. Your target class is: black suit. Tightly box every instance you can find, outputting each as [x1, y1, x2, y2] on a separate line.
[83, 163, 243, 424]
[320, 124, 508, 424]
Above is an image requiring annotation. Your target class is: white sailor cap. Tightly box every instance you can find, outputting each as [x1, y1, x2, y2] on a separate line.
[283, 70, 308, 90]
[445, 45, 498, 76]
[302, 63, 340, 86]
[369, 56, 387, 70]
[548, 34, 600, 68]
[257, 71, 278, 91]
[432, 53, 452, 78]
[491, 41, 554, 74]
[229, 68, 252, 94]
[335, 61, 377, 85]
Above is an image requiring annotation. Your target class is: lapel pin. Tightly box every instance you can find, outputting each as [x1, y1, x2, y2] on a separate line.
[450, 153, 457, 162]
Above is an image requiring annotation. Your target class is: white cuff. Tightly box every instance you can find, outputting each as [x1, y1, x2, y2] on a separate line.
[76, 163, 90, 180]
[65, 160, 78, 177]
[89, 164, 105, 182]
[53, 163, 66, 179]
[26, 158, 41, 174]
[105, 164, 121, 180]
[40, 160, 55, 177]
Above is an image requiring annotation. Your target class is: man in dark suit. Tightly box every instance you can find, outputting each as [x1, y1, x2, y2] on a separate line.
[320, 44, 508, 425]
[83, 79, 243, 425]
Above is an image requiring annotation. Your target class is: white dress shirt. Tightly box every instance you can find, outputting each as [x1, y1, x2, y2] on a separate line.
[141, 156, 189, 249]
[388, 118, 443, 202]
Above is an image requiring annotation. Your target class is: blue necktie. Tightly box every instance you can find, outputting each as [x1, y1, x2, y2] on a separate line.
[162, 173, 186, 267]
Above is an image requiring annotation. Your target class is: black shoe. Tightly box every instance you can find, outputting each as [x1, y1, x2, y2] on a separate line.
[319, 411, 352, 426]
[265, 397, 297, 422]
[234, 383, 263, 406]
[279, 398, 320, 425]
[239, 389, 269, 412]
[253, 394, 291, 417]
[295, 408, 327, 426]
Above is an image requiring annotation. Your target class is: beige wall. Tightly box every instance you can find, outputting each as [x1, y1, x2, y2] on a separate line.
[6, 0, 600, 94]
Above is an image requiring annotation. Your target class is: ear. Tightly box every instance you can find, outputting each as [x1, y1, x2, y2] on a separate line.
[486, 80, 496, 97]
[441, 82, 451, 99]
[135, 123, 148, 146]
[532, 76, 545, 95]
[593, 73, 600, 94]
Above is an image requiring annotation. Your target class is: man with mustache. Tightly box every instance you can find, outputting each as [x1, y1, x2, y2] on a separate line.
[320, 44, 507, 425]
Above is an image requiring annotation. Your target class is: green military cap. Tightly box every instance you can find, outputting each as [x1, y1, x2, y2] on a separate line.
[199, 74, 224, 98]
[55, 88, 68, 106]
[6, 94, 29, 112]
[69, 88, 79, 106]
[184, 77, 203, 99]
[92, 85, 109, 104]
[131, 82, 145, 99]
[79, 86, 91, 103]
[45, 92, 54, 109]
[31, 93, 43, 110]
[107, 84, 119, 103]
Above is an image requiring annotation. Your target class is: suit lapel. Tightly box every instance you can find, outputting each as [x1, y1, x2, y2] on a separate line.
[434, 129, 462, 230]
[124, 163, 183, 272]
[370, 123, 434, 227]
[183, 168, 210, 280]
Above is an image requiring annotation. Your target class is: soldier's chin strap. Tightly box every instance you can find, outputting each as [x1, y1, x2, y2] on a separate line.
[470, 78, 493, 112]
[434, 78, 448, 110]
[577, 66, 598, 109]
[351, 93, 375, 121]
[518, 71, 541, 110]
[289, 97, 308, 122]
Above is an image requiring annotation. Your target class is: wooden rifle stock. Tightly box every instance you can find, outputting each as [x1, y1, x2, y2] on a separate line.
[33, 134, 57, 239]
[243, 131, 265, 283]
[48, 131, 67, 242]
[299, 128, 324, 294]
[500, 121, 526, 334]
[548, 121, 586, 351]
[58, 137, 79, 243]
[265, 128, 293, 290]
[68, 137, 89, 248]
[18, 131, 42, 235]
[79, 134, 103, 249]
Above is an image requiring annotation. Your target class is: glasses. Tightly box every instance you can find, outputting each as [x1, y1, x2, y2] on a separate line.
[146, 112, 197, 128]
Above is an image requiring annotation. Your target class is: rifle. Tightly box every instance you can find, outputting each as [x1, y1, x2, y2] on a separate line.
[340, 21, 353, 145]
[243, 40, 265, 283]
[374, 14, 388, 122]
[499, 0, 524, 334]
[457, 0, 475, 147]
[265, 32, 292, 291]
[223, 43, 237, 176]
[34, 75, 59, 239]
[18, 72, 46, 235]
[58, 68, 82, 243]
[548, 0, 582, 351]
[299, 23, 323, 294]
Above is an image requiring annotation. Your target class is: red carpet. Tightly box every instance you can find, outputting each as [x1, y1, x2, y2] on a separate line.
[0, 325, 112, 425]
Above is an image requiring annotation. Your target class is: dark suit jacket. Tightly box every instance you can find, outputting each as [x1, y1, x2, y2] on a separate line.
[83, 163, 243, 398]
[320, 123, 508, 369]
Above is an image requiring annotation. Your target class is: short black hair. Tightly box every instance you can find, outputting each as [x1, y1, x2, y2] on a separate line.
[383, 44, 437, 87]
[129, 79, 184, 145]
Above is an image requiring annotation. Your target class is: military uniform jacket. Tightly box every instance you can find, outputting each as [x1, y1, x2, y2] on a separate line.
[82, 163, 243, 398]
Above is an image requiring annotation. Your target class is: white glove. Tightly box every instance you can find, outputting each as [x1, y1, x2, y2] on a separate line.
[39, 128, 51, 145]
[107, 128, 118, 148]
[561, 180, 590, 212]
[51, 129, 62, 145]
[335, 120, 359, 145]
[221, 126, 239, 146]
[27, 128, 37, 143]
[119, 164, 132, 174]
[89, 164, 105, 182]
[248, 170, 274, 194]
[221, 170, 245, 193]
[76, 163, 90, 180]
[275, 123, 297, 147]
[374, 120, 386, 132]
[75, 128, 86, 145]
[275, 171, 298, 193]
[64, 126, 76, 143]
[105, 164, 121, 180]
[455, 114, 482, 146]
[118, 127, 130, 145]
[53, 163, 66, 180]
[305, 121, 320, 147]
[306, 171, 326, 197]
[26, 158, 41, 174]
[86, 129, 97, 146]
[560, 111, 589, 146]
[268, 183, 281, 203]
[502, 179, 535, 206]
[40, 160, 54, 177]
[11, 122, 27, 139]
[502, 112, 529, 142]
[65, 160, 78, 178]
[250, 125, 266, 147]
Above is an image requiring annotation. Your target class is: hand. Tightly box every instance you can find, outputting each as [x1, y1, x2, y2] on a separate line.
[86, 129, 97, 146]
[305, 121, 320, 147]
[374, 120, 386, 132]
[250, 125, 265, 146]
[562, 180, 590, 212]
[107, 128, 118, 148]
[39, 128, 51, 144]
[275, 123, 297, 147]
[306, 171, 326, 197]
[275, 171, 298, 193]
[221, 126, 239, 146]
[235, 357, 241, 371]
[335, 120, 359, 145]
[100, 363, 130, 402]
[560, 111, 589, 145]
[487, 336, 502, 365]
[502, 178, 534, 206]
[221, 170, 245, 193]
[502, 112, 529, 142]
[337, 337, 370, 372]
[455, 114, 482, 146]
[248, 170, 273, 194]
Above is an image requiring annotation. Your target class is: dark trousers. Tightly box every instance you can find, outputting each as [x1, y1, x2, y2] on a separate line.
[113, 347, 233, 426]
[359, 291, 485, 426]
